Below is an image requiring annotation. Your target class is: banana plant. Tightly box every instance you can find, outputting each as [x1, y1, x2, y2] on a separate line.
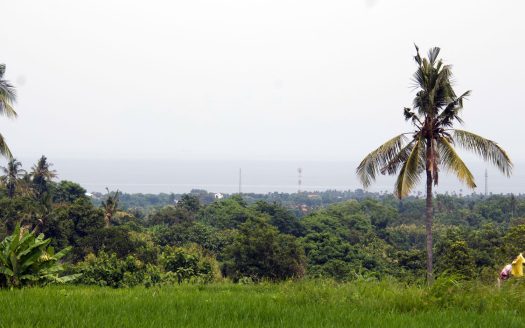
[0, 223, 80, 288]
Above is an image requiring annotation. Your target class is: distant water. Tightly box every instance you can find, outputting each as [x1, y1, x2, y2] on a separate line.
[17, 159, 525, 195]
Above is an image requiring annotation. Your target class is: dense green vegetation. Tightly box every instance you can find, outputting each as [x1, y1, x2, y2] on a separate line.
[1, 157, 525, 287]
[2, 280, 525, 327]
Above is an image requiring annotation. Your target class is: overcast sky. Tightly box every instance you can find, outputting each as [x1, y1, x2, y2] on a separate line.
[1, 0, 524, 163]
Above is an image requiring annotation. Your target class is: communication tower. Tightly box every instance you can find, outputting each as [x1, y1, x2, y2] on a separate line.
[239, 168, 242, 194]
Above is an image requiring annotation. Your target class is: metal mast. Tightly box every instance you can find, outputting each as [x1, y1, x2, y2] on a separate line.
[239, 168, 242, 194]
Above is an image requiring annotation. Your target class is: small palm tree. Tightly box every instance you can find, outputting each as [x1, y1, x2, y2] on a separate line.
[31, 155, 57, 200]
[357, 46, 512, 282]
[0, 158, 26, 198]
[0, 63, 17, 158]
[101, 188, 121, 228]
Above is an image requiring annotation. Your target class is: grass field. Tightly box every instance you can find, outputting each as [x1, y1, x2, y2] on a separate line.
[1, 279, 524, 328]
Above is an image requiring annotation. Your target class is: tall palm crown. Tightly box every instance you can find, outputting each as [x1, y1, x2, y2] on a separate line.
[1, 158, 26, 198]
[0, 64, 17, 158]
[357, 46, 512, 281]
[102, 188, 121, 227]
[31, 156, 57, 199]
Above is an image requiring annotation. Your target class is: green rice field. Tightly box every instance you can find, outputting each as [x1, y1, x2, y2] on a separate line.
[1, 280, 524, 328]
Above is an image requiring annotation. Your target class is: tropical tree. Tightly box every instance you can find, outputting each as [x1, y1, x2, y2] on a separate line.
[1, 158, 25, 198]
[31, 155, 57, 200]
[0, 63, 17, 158]
[102, 188, 121, 227]
[356, 46, 512, 282]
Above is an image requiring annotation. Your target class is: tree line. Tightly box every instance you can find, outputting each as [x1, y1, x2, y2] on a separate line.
[1, 160, 524, 287]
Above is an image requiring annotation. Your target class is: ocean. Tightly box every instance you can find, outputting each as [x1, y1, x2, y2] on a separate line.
[26, 159, 525, 196]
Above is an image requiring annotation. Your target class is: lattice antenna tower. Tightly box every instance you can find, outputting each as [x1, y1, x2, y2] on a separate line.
[239, 168, 242, 194]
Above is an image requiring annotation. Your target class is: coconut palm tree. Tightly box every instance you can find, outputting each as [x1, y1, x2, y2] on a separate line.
[0, 63, 17, 158]
[101, 188, 121, 228]
[356, 46, 512, 282]
[31, 155, 57, 200]
[0, 158, 25, 198]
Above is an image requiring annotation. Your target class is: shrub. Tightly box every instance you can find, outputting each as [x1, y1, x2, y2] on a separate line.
[74, 245, 221, 288]
[160, 244, 221, 284]
[74, 251, 148, 288]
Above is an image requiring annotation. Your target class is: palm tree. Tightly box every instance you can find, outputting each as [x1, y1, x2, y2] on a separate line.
[0, 63, 17, 158]
[356, 46, 512, 283]
[31, 155, 57, 200]
[101, 188, 121, 228]
[0, 158, 25, 198]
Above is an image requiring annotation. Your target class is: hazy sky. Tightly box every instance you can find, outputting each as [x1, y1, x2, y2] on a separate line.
[1, 0, 524, 163]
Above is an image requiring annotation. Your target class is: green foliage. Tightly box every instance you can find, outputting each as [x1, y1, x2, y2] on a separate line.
[300, 201, 392, 280]
[160, 245, 220, 284]
[198, 197, 257, 229]
[393, 248, 426, 279]
[436, 240, 475, 278]
[386, 224, 426, 250]
[0, 195, 47, 234]
[253, 201, 304, 236]
[148, 205, 194, 226]
[43, 198, 105, 257]
[74, 245, 220, 288]
[0, 223, 78, 288]
[501, 224, 525, 259]
[153, 221, 232, 255]
[177, 194, 201, 213]
[51, 180, 87, 203]
[1, 158, 525, 286]
[223, 217, 306, 281]
[74, 251, 149, 288]
[78, 227, 143, 259]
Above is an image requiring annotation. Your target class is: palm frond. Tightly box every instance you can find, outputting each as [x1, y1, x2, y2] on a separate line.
[0, 132, 13, 158]
[0, 80, 17, 119]
[381, 140, 415, 175]
[357, 134, 408, 188]
[413, 44, 422, 65]
[394, 137, 423, 198]
[453, 129, 512, 176]
[438, 137, 476, 188]
[438, 90, 471, 127]
[428, 47, 441, 65]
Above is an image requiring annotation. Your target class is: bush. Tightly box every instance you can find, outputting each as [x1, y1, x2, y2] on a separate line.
[160, 244, 221, 283]
[73, 245, 221, 288]
[74, 251, 148, 288]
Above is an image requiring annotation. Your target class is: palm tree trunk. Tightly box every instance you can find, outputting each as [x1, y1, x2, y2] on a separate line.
[425, 139, 434, 284]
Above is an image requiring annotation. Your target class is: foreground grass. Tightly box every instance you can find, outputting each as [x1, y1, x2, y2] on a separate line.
[1, 279, 524, 327]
